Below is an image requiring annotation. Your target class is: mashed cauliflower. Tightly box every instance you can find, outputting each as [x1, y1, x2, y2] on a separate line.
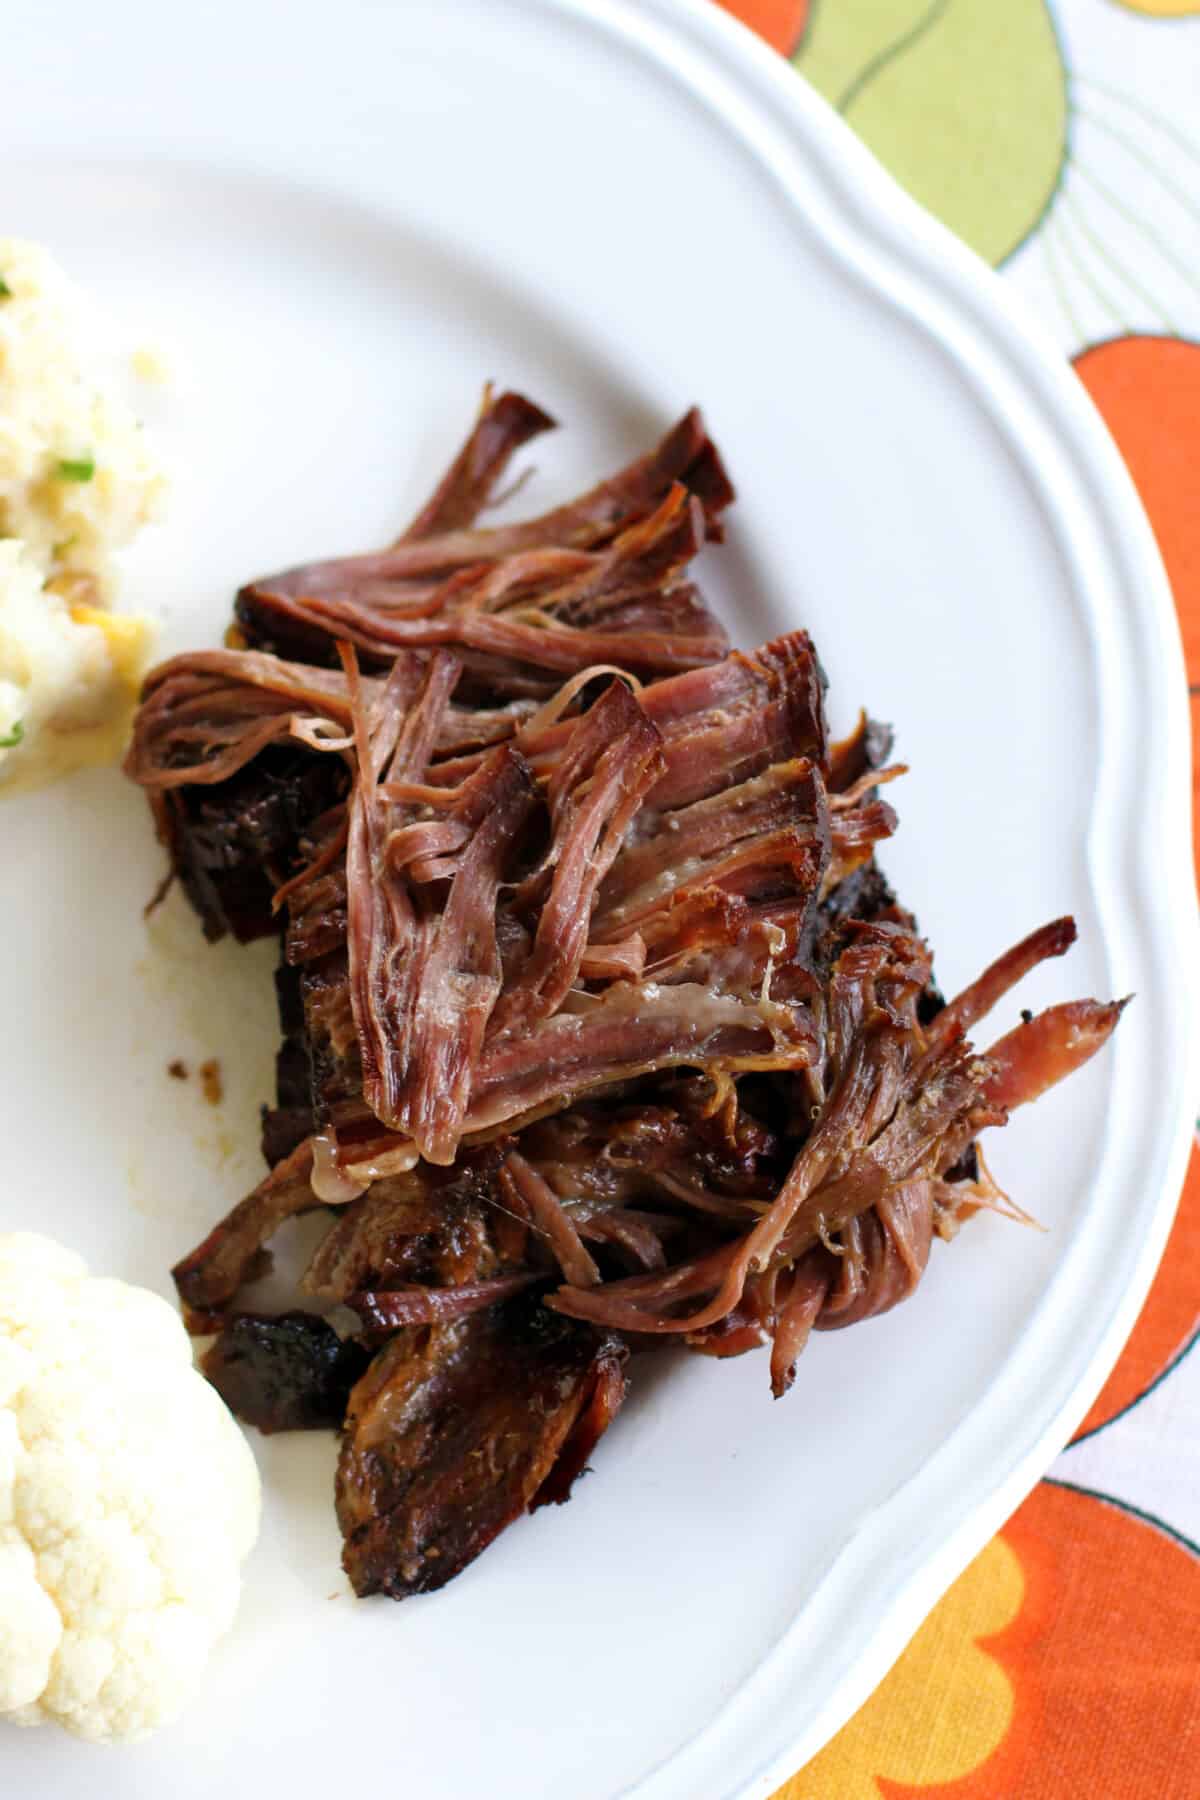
[0, 239, 164, 790]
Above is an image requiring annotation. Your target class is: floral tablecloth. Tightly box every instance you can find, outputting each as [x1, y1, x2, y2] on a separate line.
[708, 2, 1200, 1793]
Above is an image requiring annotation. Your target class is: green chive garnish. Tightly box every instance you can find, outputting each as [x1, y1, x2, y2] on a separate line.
[56, 455, 95, 483]
[0, 721, 24, 748]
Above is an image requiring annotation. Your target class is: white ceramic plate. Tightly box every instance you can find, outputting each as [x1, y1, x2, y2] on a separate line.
[3, 2, 1196, 1794]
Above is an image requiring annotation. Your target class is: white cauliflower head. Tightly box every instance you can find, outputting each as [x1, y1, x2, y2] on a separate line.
[0, 1232, 260, 1743]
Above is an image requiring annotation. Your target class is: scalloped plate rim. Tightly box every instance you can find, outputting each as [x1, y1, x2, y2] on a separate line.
[592, 2, 1199, 1793]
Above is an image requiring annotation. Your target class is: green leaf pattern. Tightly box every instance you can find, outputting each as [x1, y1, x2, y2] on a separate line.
[794, 0, 1068, 267]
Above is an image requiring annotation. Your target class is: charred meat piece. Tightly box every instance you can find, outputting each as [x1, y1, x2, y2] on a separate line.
[202, 1311, 371, 1433]
[261, 958, 316, 1166]
[153, 746, 348, 943]
[336, 1297, 627, 1597]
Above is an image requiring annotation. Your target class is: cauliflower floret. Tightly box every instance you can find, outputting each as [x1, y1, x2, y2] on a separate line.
[0, 1232, 260, 1744]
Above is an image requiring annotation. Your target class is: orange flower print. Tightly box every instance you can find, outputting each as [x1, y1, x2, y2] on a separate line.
[778, 1537, 1023, 1797]
[778, 1481, 1200, 1798]
[1073, 1139, 1200, 1442]
[713, 0, 810, 55]
[1073, 338, 1200, 674]
[920, 1481, 1200, 1798]
[1073, 336, 1200, 895]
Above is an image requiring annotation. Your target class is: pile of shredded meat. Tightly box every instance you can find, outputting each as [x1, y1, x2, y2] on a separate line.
[126, 388, 1124, 1599]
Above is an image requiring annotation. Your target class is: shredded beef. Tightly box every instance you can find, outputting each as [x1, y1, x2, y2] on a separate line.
[125, 387, 1125, 1599]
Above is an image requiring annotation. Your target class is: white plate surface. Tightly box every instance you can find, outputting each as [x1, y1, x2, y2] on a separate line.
[2, 2, 1196, 1795]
